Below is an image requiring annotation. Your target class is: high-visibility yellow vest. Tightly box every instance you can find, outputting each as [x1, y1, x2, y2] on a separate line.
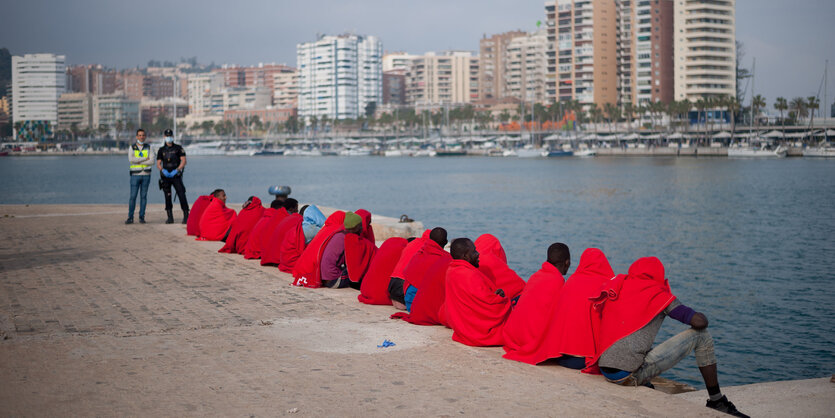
[130, 144, 152, 173]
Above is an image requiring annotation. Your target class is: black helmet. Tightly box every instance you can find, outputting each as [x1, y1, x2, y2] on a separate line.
[164, 129, 173, 136]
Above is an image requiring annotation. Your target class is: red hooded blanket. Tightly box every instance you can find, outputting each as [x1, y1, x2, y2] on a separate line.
[443, 259, 512, 346]
[186, 195, 211, 236]
[242, 208, 287, 259]
[219, 197, 264, 254]
[390, 230, 431, 280]
[355, 209, 375, 243]
[544, 248, 615, 372]
[474, 234, 526, 300]
[402, 239, 451, 290]
[198, 197, 237, 241]
[291, 211, 345, 288]
[357, 237, 408, 305]
[391, 256, 452, 325]
[501, 262, 565, 364]
[344, 208, 377, 282]
[276, 214, 305, 273]
[589, 257, 675, 368]
[262, 213, 302, 266]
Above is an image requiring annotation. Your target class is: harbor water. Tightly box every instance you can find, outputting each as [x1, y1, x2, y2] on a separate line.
[1, 155, 833, 387]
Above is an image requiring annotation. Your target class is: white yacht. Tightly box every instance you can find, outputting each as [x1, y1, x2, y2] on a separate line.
[728, 141, 787, 158]
[184, 141, 225, 156]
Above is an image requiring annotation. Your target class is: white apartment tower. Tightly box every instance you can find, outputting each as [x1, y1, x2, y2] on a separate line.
[187, 72, 224, 116]
[406, 52, 480, 106]
[297, 34, 383, 120]
[673, 0, 736, 101]
[505, 29, 549, 104]
[11, 53, 66, 140]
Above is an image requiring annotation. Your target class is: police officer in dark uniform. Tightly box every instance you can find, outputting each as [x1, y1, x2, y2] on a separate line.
[156, 129, 190, 224]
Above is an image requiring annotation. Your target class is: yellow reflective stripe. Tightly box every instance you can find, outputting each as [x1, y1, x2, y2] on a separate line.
[133, 149, 149, 158]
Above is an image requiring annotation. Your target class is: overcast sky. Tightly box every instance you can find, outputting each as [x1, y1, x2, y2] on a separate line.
[2, 0, 833, 109]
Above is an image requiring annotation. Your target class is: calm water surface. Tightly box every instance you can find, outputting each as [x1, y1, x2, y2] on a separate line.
[1, 155, 834, 387]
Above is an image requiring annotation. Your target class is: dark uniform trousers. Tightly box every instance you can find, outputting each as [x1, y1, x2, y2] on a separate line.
[162, 175, 189, 212]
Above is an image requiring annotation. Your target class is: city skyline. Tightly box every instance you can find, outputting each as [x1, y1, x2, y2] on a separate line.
[1, 0, 833, 107]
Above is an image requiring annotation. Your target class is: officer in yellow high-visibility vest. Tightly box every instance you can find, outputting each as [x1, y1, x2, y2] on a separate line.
[126, 128, 153, 224]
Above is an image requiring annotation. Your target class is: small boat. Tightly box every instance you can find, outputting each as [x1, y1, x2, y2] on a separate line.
[802, 142, 835, 158]
[253, 149, 285, 156]
[435, 146, 467, 157]
[384, 149, 403, 157]
[574, 148, 597, 157]
[516, 145, 543, 158]
[339, 147, 373, 156]
[728, 141, 787, 158]
[544, 149, 574, 157]
[185, 141, 225, 156]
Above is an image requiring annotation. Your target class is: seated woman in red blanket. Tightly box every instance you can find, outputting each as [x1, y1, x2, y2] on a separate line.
[442, 238, 512, 347]
[357, 237, 409, 305]
[218, 196, 264, 254]
[291, 211, 345, 288]
[542, 248, 614, 371]
[502, 243, 570, 364]
[242, 199, 289, 259]
[276, 204, 325, 273]
[389, 228, 452, 326]
[343, 209, 377, 284]
[474, 234, 526, 300]
[197, 189, 237, 241]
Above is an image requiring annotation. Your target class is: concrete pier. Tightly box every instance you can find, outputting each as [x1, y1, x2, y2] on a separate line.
[0, 204, 831, 416]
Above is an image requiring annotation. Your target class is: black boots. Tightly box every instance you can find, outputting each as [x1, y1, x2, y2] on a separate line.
[182, 209, 189, 224]
[166, 209, 174, 224]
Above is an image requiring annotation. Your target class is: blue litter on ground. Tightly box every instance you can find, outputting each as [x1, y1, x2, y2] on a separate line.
[377, 339, 396, 348]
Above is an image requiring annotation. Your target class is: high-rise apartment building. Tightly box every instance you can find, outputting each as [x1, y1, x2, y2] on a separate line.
[297, 34, 383, 120]
[632, 0, 674, 104]
[406, 52, 479, 106]
[187, 72, 224, 116]
[382, 70, 406, 105]
[11, 53, 66, 140]
[615, 0, 635, 105]
[674, 0, 736, 101]
[547, 0, 618, 106]
[505, 29, 549, 104]
[383, 52, 418, 72]
[213, 64, 295, 97]
[67, 65, 118, 96]
[479, 31, 526, 101]
[272, 70, 298, 109]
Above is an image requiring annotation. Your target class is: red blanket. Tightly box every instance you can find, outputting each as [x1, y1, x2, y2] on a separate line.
[345, 233, 377, 282]
[392, 257, 452, 325]
[186, 195, 211, 236]
[292, 211, 345, 288]
[277, 215, 305, 273]
[502, 262, 565, 364]
[589, 256, 675, 368]
[390, 229, 430, 280]
[543, 248, 615, 371]
[355, 208, 375, 243]
[443, 259, 512, 346]
[242, 208, 288, 259]
[219, 197, 264, 254]
[357, 237, 408, 305]
[402, 239, 451, 290]
[198, 197, 237, 241]
[475, 234, 526, 300]
[262, 213, 302, 266]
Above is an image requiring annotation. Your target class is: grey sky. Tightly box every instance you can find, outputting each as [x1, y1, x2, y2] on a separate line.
[2, 0, 833, 109]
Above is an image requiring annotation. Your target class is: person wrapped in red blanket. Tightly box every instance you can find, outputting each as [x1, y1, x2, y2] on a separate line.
[218, 196, 264, 254]
[502, 243, 571, 364]
[590, 257, 747, 417]
[186, 195, 211, 236]
[197, 189, 237, 241]
[260, 199, 300, 266]
[291, 211, 345, 288]
[277, 204, 324, 273]
[344, 209, 377, 283]
[387, 229, 430, 310]
[389, 228, 450, 325]
[540, 248, 614, 372]
[242, 200, 289, 259]
[357, 237, 409, 305]
[442, 238, 512, 347]
[474, 234, 526, 300]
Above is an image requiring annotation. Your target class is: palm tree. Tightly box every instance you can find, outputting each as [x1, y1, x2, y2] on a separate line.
[695, 98, 709, 143]
[623, 102, 635, 133]
[806, 96, 820, 135]
[751, 95, 766, 128]
[789, 97, 807, 124]
[774, 97, 788, 141]
[588, 103, 602, 134]
[603, 102, 620, 133]
[722, 95, 741, 143]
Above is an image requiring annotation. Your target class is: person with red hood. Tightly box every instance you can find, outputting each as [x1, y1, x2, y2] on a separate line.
[538, 248, 615, 371]
[591, 257, 748, 417]
[197, 189, 237, 241]
[395, 228, 449, 311]
[277, 204, 323, 273]
[218, 196, 264, 254]
[186, 194, 212, 236]
[291, 211, 345, 288]
[474, 234, 526, 300]
[260, 199, 301, 266]
[242, 199, 290, 259]
[343, 209, 377, 283]
[442, 238, 512, 347]
[502, 243, 570, 364]
[357, 237, 409, 305]
[387, 229, 430, 310]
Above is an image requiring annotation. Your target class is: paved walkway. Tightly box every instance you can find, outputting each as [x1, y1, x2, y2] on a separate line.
[0, 204, 829, 416]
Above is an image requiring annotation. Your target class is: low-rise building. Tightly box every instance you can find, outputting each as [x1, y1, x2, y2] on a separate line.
[223, 107, 297, 126]
[58, 92, 94, 130]
[187, 72, 224, 116]
[140, 98, 188, 125]
[93, 94, 140, 130]
[383, 70, 406, 105]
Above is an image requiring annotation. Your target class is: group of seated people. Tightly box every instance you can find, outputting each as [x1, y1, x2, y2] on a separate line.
[185, 189, 746, 417]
